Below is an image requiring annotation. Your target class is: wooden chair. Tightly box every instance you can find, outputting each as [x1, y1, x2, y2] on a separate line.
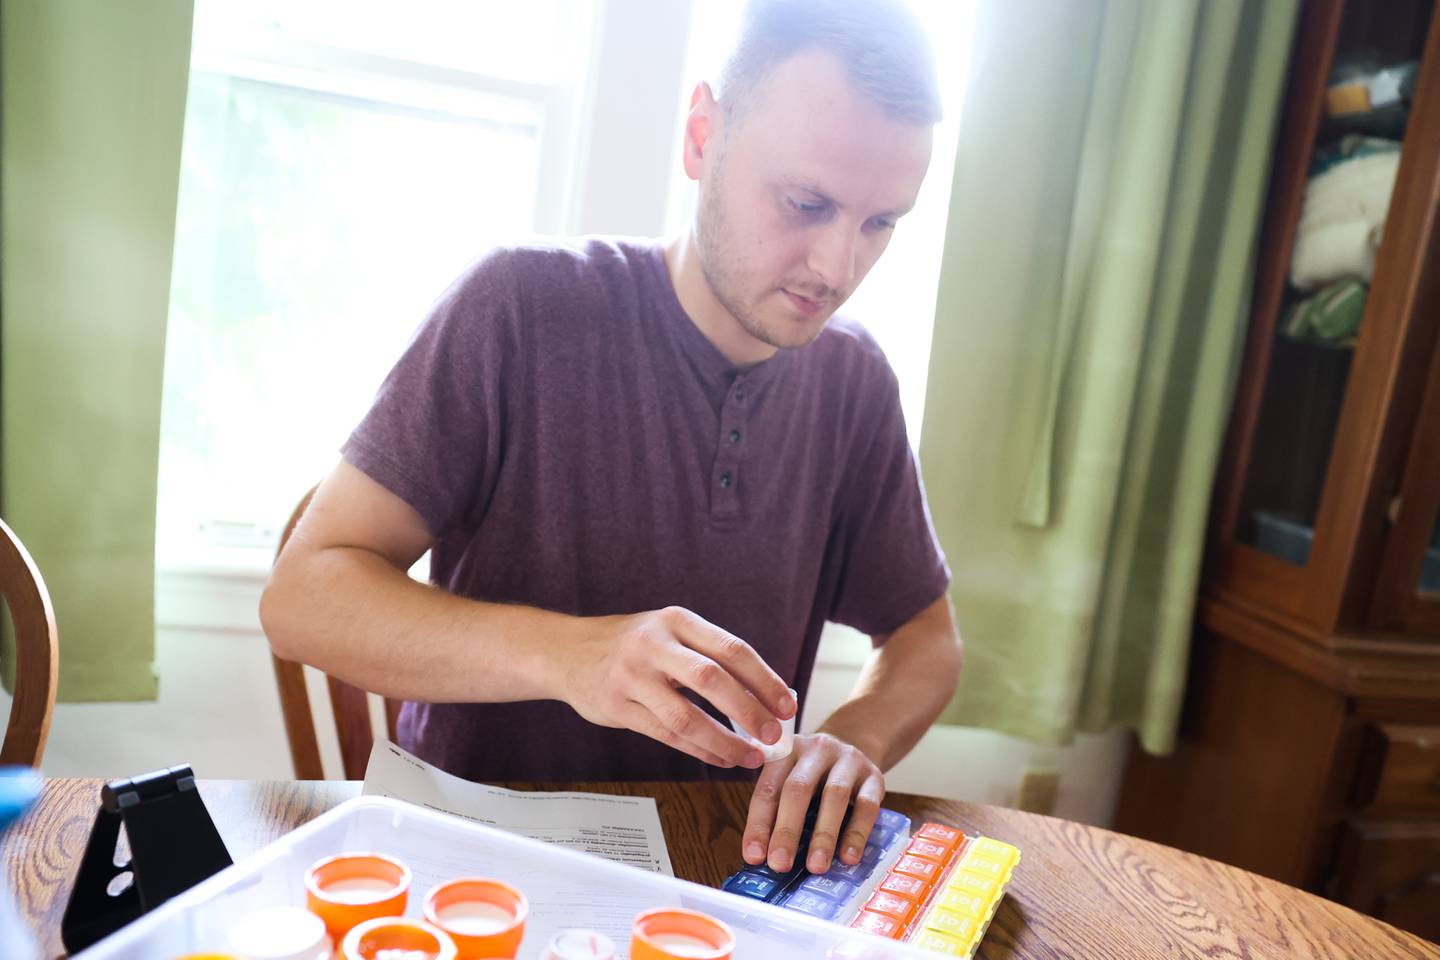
[0, 517, 60, 767]
[270, 487, 401, 780]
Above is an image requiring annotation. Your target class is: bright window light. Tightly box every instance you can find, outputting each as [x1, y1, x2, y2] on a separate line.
[157, 0, 594, 567]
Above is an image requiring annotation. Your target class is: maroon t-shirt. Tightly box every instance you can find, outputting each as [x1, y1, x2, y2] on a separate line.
[343, 237, 950, 781]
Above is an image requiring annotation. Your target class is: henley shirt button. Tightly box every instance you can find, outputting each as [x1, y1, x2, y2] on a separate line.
[729, 429, 742, 444]
[735, 385, 746, 401]
[719, 472, 732, 488]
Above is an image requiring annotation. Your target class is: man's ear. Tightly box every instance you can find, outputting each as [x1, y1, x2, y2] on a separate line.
[682, 81, 720, 182]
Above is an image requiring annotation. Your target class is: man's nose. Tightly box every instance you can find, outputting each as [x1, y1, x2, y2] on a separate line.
[806, 222, 859, 294]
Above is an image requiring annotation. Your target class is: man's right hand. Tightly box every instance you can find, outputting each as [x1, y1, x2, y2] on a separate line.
[554, 606, 796, 768]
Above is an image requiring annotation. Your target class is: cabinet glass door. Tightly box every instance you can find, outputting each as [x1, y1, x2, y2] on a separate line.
[1236, 0, 1433, 565]
[1421, 517, 1440, 597]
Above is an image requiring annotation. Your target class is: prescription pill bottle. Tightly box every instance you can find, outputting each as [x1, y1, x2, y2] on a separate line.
[305, 853, 410, 941]
[340, 917, 457, 960]
[630, 907, 734, 960]
[728, 688, 797, 763]
[424, 878, 527, 959]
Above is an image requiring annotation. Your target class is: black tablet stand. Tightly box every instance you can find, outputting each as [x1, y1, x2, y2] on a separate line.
[60, 764, 232, 953]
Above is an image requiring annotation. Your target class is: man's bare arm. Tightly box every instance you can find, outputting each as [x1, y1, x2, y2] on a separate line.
[260, 459, 795, 768]
[818, 594, 963, 768]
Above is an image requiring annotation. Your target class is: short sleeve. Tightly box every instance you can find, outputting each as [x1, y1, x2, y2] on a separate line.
[828, 364, 951, 638]
[341, 249, 518, 540]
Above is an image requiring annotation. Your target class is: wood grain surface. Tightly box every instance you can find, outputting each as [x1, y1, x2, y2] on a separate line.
[4, 779, 1437, 959]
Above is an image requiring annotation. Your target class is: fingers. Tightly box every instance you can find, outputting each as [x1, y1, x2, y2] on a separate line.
[664, 608, 795, 721]
[652, 641, 786, 749]
[805, 754, 870, 874]
[591, 607, 793, 770]
[637, 684, 766, 769]
[767, 749, 829, 872]
[744, 736, 887, 874]
[836, 772, 884, 866]
[616, 701, 733, 768]
[742, 754, 795, 865]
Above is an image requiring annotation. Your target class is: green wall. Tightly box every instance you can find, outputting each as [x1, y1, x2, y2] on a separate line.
[2, 0, 194, 699]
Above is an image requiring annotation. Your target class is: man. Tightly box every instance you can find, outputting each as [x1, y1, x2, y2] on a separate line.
[261, 0, 961, 880]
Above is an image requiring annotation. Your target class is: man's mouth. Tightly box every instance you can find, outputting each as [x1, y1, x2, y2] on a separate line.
[782, 289, 828, 317]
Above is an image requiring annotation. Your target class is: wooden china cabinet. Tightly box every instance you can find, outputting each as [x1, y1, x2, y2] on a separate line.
[1115, 0, 1440, 941]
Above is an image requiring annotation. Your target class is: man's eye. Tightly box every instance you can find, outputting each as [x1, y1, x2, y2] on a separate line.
[870, 218, 896, 231]
[787, 196, 827, 215]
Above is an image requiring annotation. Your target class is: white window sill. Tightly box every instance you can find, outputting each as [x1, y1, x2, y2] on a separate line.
[156, 543, 274, 582]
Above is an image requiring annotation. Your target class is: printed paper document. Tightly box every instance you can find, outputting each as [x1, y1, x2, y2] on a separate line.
[361, 739, 675, 876]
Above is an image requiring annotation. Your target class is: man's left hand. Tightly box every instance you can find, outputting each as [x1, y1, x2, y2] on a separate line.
[740, 732, 884, 875]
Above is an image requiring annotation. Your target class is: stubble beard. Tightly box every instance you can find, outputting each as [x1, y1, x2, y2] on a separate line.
[695, 167, 828, 353]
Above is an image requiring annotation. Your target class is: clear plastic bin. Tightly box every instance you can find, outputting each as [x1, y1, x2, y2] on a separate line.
[75, 796, 937, 959]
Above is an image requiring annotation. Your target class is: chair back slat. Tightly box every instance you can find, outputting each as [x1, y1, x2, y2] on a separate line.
[0, 518, 59, 767]
[328, 675, 375, 780]
[384, 696, 401, 744]
[272, 655, 324, 779]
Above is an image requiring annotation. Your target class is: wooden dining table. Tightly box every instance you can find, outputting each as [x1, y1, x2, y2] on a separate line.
[3, 777, 1437, 959]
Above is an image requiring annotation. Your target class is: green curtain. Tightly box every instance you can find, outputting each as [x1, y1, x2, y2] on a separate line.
[920, 0, 1298, 753]
[1, 0, 194, 699]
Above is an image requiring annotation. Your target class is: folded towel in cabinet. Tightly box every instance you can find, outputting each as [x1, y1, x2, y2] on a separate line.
[1290, 149, 1400, 290]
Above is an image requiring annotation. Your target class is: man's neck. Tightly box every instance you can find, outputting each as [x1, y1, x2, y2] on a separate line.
[664, 233, 778, 369]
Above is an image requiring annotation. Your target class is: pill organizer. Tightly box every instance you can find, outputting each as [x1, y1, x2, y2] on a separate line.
[853, 828, 1020, 957]
[720, 807, 910, 922]
[74, 796, 952, 959]
[720, 814, 1018, 959]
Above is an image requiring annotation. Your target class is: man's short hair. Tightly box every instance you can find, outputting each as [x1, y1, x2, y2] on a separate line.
[717, 0, 942, 126]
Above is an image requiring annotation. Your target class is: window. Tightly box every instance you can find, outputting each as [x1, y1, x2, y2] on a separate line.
[156, 0, 596, 569]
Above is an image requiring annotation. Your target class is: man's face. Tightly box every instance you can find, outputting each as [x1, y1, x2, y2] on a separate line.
[691, 49, 934, 352]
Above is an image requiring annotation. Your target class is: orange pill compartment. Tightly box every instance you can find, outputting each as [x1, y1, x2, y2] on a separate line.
[847, 822, 1020, 958]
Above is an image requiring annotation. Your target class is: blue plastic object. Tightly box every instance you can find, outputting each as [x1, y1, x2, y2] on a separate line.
[720, 803, 911, 922]
[0, 766, 41, 959]
[0, 766, 42, 830]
